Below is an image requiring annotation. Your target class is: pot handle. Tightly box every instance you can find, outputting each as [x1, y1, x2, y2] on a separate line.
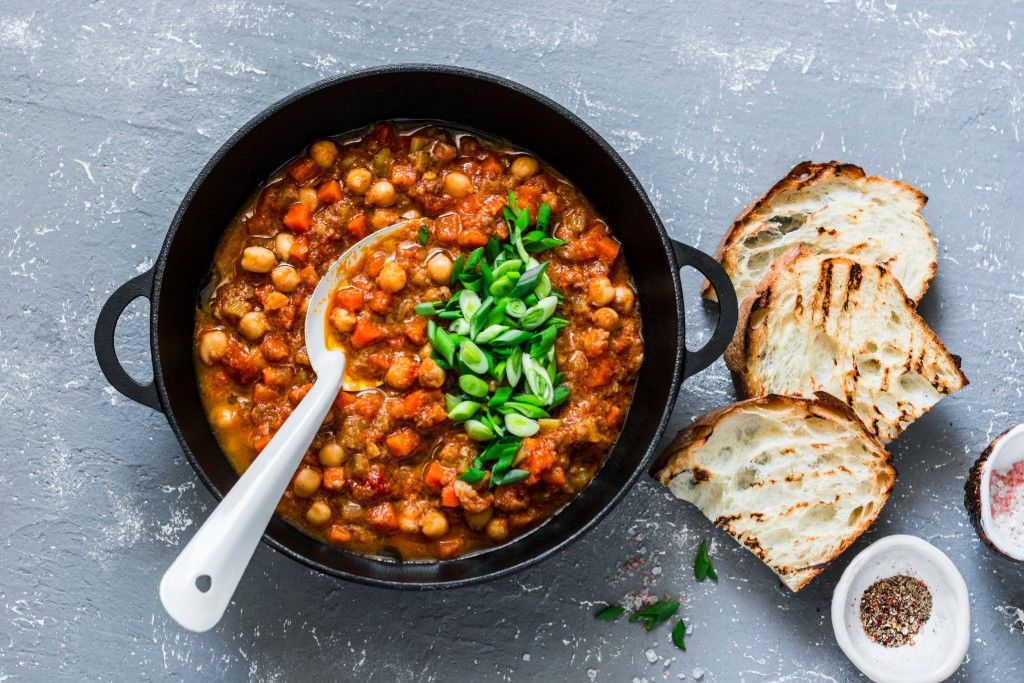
[670, 239, 738, 379]
[94, 268, 162, 412]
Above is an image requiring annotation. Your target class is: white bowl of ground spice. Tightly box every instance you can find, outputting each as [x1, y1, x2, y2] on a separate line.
[831, 535, 970, 683]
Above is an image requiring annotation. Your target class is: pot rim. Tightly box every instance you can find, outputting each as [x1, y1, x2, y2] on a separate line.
[147, 64, 687, 588]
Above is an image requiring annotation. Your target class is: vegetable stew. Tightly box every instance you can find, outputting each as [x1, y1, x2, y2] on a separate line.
[194, 123, 643, 560]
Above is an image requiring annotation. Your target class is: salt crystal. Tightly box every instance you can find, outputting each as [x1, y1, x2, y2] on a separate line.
[652, 567, 662, 575]
[692, 667, 704, 679]
[522, 654, 531, 662]
[645, 649, 658, 663]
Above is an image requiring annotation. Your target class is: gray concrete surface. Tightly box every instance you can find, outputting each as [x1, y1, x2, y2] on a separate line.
[2, 1, 1023, 680]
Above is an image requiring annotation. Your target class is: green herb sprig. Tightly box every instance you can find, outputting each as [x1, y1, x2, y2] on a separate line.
[694, 540, 718, 582]
[418, 191, 569, 487]
[628, 599, 680, 631]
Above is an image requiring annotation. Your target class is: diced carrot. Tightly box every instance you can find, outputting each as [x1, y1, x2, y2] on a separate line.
[334, 391, 357, 411]
[543, 467, 567, 486]
[327, 525, 352, 544]
[482, 193, 506, 216]
[261, 366, 292, 387]
[435, 213, 461, 243]
[322, 467, 346, 491]
[385, 428, 421, 457]
[594, 235, 620, 263]
[402, 389, 431, 416]
[251, 382, 278, 404]
[437, 538, 463, 558]
[457, 229, 488, 248]
[585, 358, 614, 388]
[350, 318, 383, 348]
[480, 155, 502, 178]
[605, 405, 622, 426]
[260, 335, 289, 362]
[317, 179, 343, 203]
[333, 287, 364, 311]
[283, 203, 312, 232]
[352, 392, 384, 419]
[457, 193, 482, 215]
[287, 157, 318, 182]
[364, 252, 387, 278]
[289, 237, 309, 263]
[347, 213, 369, 239]
[367, 290, 392, 313]
[298, 265, 318, 285]
[403, 316, 428, 345]
[365, 502, 399, 532]
[424, 461, 456, 488]
[290, 383, 313, 405]
[440, 484, 459, 508]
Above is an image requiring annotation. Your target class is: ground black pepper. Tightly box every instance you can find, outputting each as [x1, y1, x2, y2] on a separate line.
[859, 574, 933, 647]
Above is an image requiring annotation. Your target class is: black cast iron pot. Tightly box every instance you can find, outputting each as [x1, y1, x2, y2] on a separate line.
[94, 65, 738, 589]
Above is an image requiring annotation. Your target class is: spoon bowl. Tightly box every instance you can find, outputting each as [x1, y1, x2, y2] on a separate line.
[159, 220, 414, 632]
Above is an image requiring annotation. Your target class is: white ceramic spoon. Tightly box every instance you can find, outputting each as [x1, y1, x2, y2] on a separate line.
[160, 220, 415, 632]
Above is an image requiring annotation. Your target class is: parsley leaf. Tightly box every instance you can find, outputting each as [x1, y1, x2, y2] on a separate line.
[594, 604, 625, 621]
[694, 539, 718, 582]
[671, 620, 687, 651]
[628, 599, 679, 631]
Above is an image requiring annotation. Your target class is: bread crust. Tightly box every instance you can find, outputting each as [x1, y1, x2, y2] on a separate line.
[701, 161, 935, 303]
[725, 246, 968, 441]
[656, 392, 896, 592]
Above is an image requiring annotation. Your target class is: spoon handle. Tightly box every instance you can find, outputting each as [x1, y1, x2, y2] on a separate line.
[159, 358, 343, 632]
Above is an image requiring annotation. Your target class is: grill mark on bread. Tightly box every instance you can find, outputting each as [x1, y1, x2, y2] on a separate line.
[820, 261, 834, 318]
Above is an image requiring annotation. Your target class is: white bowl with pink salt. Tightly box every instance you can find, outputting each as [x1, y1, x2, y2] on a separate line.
[965, 423, 1024, 561]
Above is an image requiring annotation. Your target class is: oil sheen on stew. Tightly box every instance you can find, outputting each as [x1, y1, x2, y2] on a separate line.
[194, 123, 643, 560]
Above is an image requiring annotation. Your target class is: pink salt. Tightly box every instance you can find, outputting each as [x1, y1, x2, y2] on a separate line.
[990, 458, 1024, 545]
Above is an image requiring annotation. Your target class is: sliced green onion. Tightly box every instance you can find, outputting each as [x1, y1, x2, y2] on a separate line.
[497, 401, 550, 419]
[458, 467, 486, 484]
[475, 324, 509, 344]
[459, 290, 481, 320]
[490, 360, 506, 382]
[459, 374, 489, 398]
[535, 272, 552, 298]
[505, 413, 539, 437]
[551, 385, 570, 407]
[491, 259, 522, 280]
[520, 296, 559, 330]
[449, 318, 471, 336]
[428, 321, 456, 366]
[505, 299, 528, 318]
[445, 393, 460, 413]
[448, 400, 481, 422]
[493, 468, 529, 486]
[537, 202, 551, 231]
[488, 386, 514, 407]
[530, 325, 559, 358]
[523, 354, 554, 404]
[509, 262, 549, 299]
[450, 254, 466, 284]
[437, 310, 461, 320]
[464, 419, 494, 441]
[459, 340, 489, 375]
[492, 329, 532, 346]
[417, 225, 429, 245]
[506, 346, 523, 387]
[488, 274, 516, 298]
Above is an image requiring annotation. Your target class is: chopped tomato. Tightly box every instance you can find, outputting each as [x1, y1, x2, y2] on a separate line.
[435, 213, 461, 243]
[327, 525, 352, 544]
[347, 213, 369, 239]
[482, 193, 506, 216]
[440, 484, 459, 508]
[283, 203, 312, 232]
[251, 382, 278, 404]
[334, 391, 356, 411]
[594, 235, 620, 263]
[403, 316, 428, 345]
[287, 157, 318, 182]
[424, 461, 456, 488]
[367, 290, 392, 313]
[385, 428, 421, 457]
[317, 179, 343, 203]
[365, 502, 399, 532]
[333, 287, 364, 311]
[322, 467, 345, 491]
[350, 318, 383, 348]
[480, 155, 502, 177]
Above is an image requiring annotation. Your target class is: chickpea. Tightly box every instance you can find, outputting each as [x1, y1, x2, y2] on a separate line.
[443, 171, 473, 198]
[613, 285, 635, 312]
[340, 501, 363, 522]
[330, 308, 357, 333]
[299, 186, 319, 211]
[319, 442, 345, 467]
[240, 246, 277, 273]
[345, 167, 373, 194]
[271, 264, 302, 293]
[385, 356, 417, 390]
[198, 330, 228, 365]
[263, 291, 288, 311]
[209, 404, 238, 429]
[426, 252, 452, 284]
[371, 208, 399, 229]
[464, 507, 493, 531]
[511, 156, 539, 178]
[238, 311, 269, 341]
[417, 357, 446, 388]
[366, 180, 397, 207]
[309, 140, 338, 168]
[587, 276, 615, 306]
[420, 510, 450, 538]
[593, 307, 619, 330]
[275, 232, 295, 260]
[305, 500, 332, 526]
[399, 515, 420, 534]
[377, 261, 407, 293]
[486, 517, 510, 542]
[293, 467, 322, 498]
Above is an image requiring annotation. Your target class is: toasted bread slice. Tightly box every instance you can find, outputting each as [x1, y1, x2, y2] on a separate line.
[725, 246, 967, 442]
[702, 161, 936, 305]
[656, 393, 896, 592]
